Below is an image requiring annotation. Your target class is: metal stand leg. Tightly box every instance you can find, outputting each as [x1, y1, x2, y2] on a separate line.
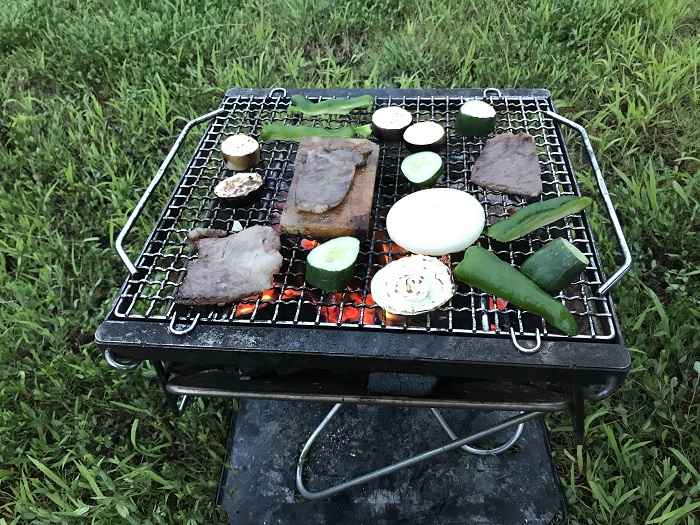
[152, 360, 190, 416]
[295, 404, 542, 500]
[430, 408, 525, 455]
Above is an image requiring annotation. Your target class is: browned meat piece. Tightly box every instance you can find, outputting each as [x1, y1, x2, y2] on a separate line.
[175, 225, 282, 305]
[295, 152, 356, 213]
[470, 132, 543, 197]
[295, 140, 372, 166]
[186, 227, 228, 249]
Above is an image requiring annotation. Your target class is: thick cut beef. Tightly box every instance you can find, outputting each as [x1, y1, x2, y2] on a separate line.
[175, 225, 282, 305]
[294, 140, 374, 214]
[470, 132, 543, 197]
[295, 152, 357, 213]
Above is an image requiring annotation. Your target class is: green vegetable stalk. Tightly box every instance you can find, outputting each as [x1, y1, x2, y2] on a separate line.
[487, 195, 592, 242]
[287, 95, 375, 116]
[260, 123, 372, 142]
[453, 246, 579, 335]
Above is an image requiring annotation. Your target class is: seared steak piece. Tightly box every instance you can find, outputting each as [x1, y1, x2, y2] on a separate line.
[175, 225, 282, 305]
[294, 139, 374, 214]
[470, 132, 543, 197]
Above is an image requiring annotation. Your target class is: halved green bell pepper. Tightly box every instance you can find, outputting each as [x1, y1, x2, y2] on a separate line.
[487, 195, 592, 243]
[287, 95, 374, 116]
[453, 246, 578, 335]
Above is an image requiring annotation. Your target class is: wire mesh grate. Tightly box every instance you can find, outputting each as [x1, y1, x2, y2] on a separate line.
[112, 92, 616, 340]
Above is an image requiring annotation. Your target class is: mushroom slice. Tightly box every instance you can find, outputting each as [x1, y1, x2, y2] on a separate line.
[371, 255, 455, 315]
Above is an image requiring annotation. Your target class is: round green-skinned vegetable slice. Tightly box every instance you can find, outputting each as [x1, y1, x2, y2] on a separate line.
[453, 246, 578, 335]
[455, 100, 496, 136]
[400, 151, 444, 187]
[306, 237, 361, 292]
[520, 238, 589, 292]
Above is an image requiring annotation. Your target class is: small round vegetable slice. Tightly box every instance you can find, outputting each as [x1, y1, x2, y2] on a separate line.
[403, 121, 447, 153]
[214, 172, 264, 205]
[519, 238, 589, 292]
[371, 255, 455, 315]
[400, 152, 443, 187]
[306, 237, 361, 292]
[221, 134, 261, 170]
[454, 100, 496, 136]
[371, 106, 413, 141]
[386, 188, 485, 256]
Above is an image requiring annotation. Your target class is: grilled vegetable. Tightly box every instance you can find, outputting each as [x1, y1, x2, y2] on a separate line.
[214, 172, 264, 206]
[403, 121, 447, 152]
[306, 237, 361, 292]
[386, 188, 485, 256]
[455, 100, 496, 136]
[260, 123, 370, 142]
[371, 106, 413, 141]
[400, 151, 443, 187]
[354, 124, 372, 139]
[371, 255, 455, 315]
[287, 95, 374, 116]
[520, 238, 588, 292]
[221, 134, 261, 171]
[488, 195, 592, 243]
[453, 246, 578, 335]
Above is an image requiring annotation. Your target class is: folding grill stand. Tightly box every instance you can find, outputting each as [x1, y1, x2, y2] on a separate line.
[98, 87, 632, 524]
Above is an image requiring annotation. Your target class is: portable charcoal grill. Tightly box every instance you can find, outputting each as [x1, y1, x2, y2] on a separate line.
[96, 87, 632, 500]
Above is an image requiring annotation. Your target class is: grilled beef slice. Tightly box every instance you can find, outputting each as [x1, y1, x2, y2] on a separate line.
[294, 140, 373, 214]
[175, 225, 282, 305]
[470, 132, 543, 197]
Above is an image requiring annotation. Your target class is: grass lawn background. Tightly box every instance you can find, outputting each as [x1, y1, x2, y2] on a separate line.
[1, 0, 698, 523]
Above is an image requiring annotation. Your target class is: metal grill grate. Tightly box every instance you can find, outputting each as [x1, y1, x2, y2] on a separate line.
[112, 91, 616, 340]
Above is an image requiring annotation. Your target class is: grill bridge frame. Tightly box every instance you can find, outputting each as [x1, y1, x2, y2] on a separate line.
[97, 88, 632, 444]
[107, 88, 629, 345]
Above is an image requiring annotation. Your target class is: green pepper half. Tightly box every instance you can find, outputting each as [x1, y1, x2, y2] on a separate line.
[453, 246, 578, 335]
[260, 124, 370, 142]
[286, 95, 374, 116]
[487, 195, 592, 243]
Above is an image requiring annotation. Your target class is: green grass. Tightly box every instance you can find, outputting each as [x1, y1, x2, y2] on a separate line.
[1, 0, 699, 523]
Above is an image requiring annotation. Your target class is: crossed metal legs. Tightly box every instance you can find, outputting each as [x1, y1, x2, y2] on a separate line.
[295, 404, 542, 500]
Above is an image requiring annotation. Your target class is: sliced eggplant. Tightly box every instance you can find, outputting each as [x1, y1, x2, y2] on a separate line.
[371, 255, 455, 315]
[371, 106, 413, 141]
[403, 121, 447, 153]
[221, 134, 261, 171]
[214, 172, 264, 206]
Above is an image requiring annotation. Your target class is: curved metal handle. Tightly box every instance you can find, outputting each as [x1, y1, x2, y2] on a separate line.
[116, 107, 227, 274]
[581, 376, 619, 400]
[104, 349, 141, 371]
[544, 110, 632, 295]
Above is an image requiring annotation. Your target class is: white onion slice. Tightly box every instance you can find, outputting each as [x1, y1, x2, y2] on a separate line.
[386, 188, 485, 255]
[371, 256, 455, 315]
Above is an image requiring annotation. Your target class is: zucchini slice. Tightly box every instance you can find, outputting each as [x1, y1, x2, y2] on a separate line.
[520, 238, 589, 292]
[455, 100, 496, 136]
[305, 237, 361, 292]
[400, 151, 443, 187]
